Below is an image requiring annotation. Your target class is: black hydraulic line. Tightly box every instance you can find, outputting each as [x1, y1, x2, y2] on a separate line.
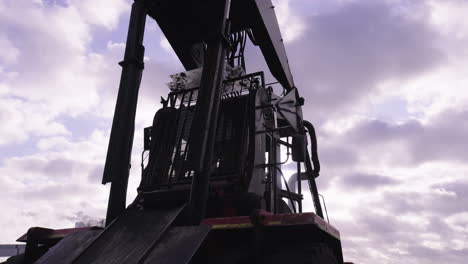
[246, 28, 258, 46]
[303, 120, 324, 218]
[303, 120, 320, 176]
[305, 151, 324, 218]
[103, 0, 146, 226]
[239, 30, 247, 69]
[265, 81, 280, 86]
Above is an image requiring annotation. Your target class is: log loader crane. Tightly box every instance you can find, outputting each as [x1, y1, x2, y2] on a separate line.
[6, 0, 348, 263]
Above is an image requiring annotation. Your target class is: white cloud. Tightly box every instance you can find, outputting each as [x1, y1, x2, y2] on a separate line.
[159, 37, 173, 53]
[0, 98, 70, 144]
[0, 0, 130, 145]
[69, 0, 129, 30]
[429, 0, 468, 39]
[272, 0, 306, 43]
[0, 1, 128, 109]
[446, 212, 468, 233]
[107, 40, 125, 51]
[0, 129, 110, 243]
[395, 61, 468, 123]
[0, 0, 130, 243]
[0, 35, 20, 64]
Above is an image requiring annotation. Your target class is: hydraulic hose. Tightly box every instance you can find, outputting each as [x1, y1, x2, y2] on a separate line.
[303, 120, 320, 177]
[303, 120, 324, 218]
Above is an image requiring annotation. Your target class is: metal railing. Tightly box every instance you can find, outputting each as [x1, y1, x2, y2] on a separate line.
[142, 72, 265, 188]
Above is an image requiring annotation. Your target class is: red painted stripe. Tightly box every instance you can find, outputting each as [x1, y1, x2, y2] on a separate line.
[201, 211, 341, 239]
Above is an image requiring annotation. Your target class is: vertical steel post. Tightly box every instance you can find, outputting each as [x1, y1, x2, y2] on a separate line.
[297, 161, 302, 213]
[102, 0, 146, 226]
[269, 136, 278, 214]
[188, 0, 231, 225]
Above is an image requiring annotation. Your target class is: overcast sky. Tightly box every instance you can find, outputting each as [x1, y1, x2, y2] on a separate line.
[0, 0, 467, 263]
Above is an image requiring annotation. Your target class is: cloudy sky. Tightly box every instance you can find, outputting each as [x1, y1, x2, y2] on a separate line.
[0, 0, 467, 263]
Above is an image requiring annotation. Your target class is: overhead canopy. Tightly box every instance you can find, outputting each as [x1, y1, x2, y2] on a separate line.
[147, 0, 295, 91]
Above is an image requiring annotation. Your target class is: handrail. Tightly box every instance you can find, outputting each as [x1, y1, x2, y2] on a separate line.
[319, 193, 330, 224]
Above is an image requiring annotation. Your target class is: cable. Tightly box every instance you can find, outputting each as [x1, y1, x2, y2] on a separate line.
[246, 28, 258, 45]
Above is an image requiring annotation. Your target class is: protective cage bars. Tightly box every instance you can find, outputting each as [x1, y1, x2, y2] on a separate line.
[141, 72, 265, 188]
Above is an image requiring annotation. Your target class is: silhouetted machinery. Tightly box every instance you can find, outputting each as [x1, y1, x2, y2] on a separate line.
[5, 0, 348, 263]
